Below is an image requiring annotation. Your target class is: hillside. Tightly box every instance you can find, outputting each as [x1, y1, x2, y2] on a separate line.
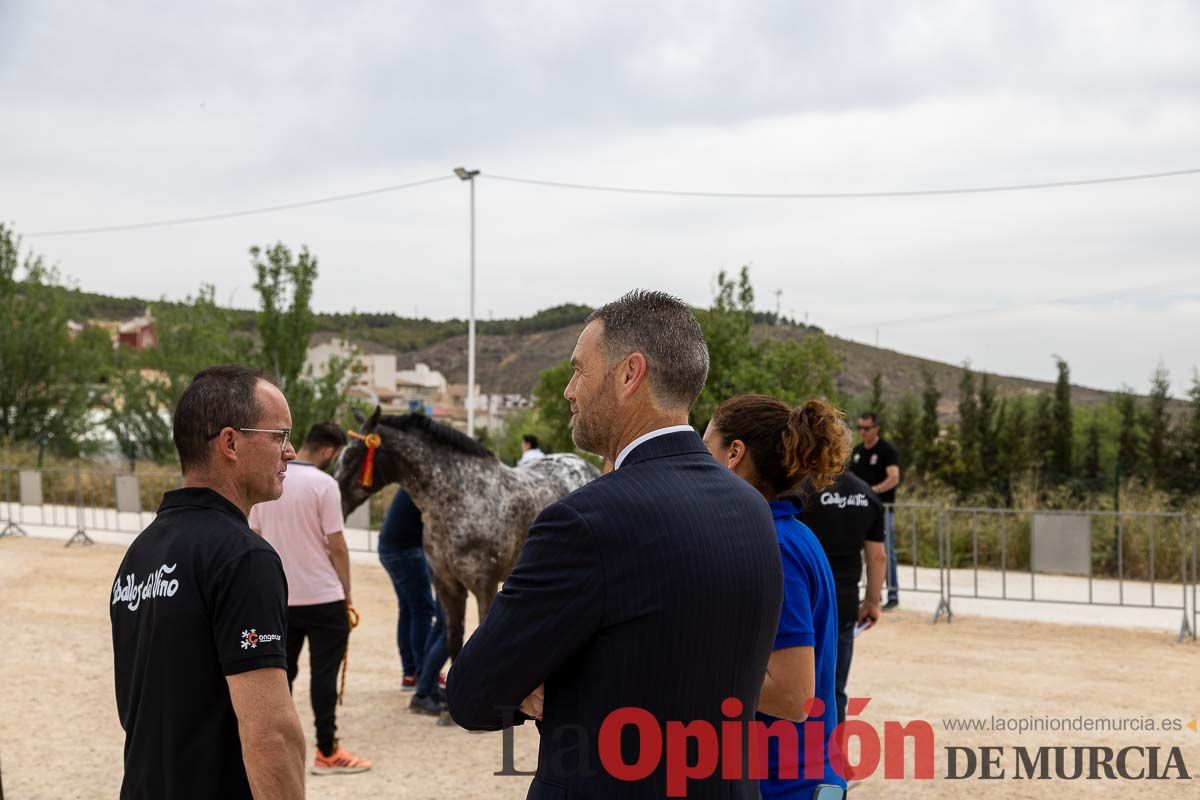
[64, 285, 1172, 418]
[393, 323, 1154, 419]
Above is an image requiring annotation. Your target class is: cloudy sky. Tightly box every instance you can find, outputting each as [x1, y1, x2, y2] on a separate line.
[3, 1, 1198, 393]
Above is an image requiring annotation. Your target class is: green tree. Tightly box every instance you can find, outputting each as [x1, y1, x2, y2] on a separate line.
[145, 284, 251, 409]
[956, 365, 981, 492]
[1030, 392, 1055, 477]
[976, 373, 998, 472]
[1082, 410, 1103, 481]
[889, 393, 920, 472]
[250, 243, 353, 441]
[693, 267, 840, 427]
[530, 360, 577, 454]
[1144, 363, 1171, 485]
[916, 367, 941, 474]
[252, 243, 316, 382]
[866, 372, 887, 427]
[104, 371, 175, 468]
[1174, 371, 1200, 494]
[0, 224, 99, 454]
[1114, 388, 1143, 478]
[993, 397, 1031, 502]
[1049, 357, 1073, 481]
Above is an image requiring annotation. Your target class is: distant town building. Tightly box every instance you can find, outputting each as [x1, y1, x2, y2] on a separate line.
[69, 309, 157, 350]
[304, 334, 519, 435]
[116, 310, 157, 349]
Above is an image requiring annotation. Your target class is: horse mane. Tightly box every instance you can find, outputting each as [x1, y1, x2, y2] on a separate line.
[378, 414, 496, 459]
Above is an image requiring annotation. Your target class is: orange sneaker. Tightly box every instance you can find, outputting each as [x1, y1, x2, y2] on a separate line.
[311, 744, 372, 775]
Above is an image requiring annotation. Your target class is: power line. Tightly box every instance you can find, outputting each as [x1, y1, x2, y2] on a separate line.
[19, 165, 1200, 239]
[24, 175, 455, 238]
[484, 167, 1200, 199]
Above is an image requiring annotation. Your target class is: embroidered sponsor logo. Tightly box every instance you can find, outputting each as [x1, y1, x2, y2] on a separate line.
[240, 628, 282, 649]
[111, 563, 179, 611]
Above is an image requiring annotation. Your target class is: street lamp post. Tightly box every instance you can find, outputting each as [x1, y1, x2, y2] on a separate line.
[454, 167, 481, 437]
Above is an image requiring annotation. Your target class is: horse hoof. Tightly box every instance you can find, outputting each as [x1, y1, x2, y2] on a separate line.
[437, 711, 454, 727]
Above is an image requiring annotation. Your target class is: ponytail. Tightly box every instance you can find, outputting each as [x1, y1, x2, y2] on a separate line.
[711, 394, 851, 495]
[781, 399, 851, 494]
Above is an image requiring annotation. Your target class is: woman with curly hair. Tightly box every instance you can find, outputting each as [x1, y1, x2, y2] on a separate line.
[703, 394, 851, 799]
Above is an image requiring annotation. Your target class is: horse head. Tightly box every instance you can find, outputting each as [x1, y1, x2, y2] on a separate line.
[334, 404, 499, 518]
[334, 405, 386, 519]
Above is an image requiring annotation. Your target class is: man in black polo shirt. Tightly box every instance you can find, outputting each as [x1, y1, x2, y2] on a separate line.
[110, 365, 306, 799]
[849, 411, 901, 610]
[800, 471, 886, 724]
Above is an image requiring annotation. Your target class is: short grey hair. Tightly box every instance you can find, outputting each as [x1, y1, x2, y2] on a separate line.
[586, 290, 709, 409]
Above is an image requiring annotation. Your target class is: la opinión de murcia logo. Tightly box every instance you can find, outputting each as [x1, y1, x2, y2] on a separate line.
[240, 629, 281, 650]
[111, 563, 180, 611]
[492, 698, 1193, 795]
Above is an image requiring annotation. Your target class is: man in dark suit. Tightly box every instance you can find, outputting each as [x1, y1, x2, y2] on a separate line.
[448, 290, 783, 799]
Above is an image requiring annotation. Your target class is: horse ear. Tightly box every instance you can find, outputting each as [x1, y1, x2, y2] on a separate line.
[366, 405, 381, 431]
[351, 407, 366, 426]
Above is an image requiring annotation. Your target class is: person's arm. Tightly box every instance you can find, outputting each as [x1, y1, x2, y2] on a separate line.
[873, 465, 900, 495]
[227, 668, 306, 799]
[326, 532, 352, 606]
[321, 480, 351, 605]
[446, 500, 604, 731]
[209, 550, 299, 796]
[859, 541, 887, 628]
[759, 544, 816, 721]
[758, 646, 815, 721]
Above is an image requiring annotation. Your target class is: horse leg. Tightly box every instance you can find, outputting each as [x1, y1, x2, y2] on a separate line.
[471, 577, 500, 624]
[434, 576, 469, 662]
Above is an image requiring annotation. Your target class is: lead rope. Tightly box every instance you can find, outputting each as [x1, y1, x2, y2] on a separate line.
[338, 604, 360, 705]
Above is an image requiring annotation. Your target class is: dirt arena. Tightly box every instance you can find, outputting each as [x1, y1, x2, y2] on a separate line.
[2, 536, 1197, 799]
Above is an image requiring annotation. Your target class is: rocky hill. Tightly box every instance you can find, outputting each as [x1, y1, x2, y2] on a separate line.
[379, 323, 1152, 419]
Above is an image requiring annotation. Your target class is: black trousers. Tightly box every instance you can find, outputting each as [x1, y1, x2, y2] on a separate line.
[286, 600, 349, 756]
[835, 618, 855, 725]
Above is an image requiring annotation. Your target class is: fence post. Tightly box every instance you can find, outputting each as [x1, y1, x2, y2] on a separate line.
[0, 467, 28, 538]
[1178, 515, 1193, 643]
[64, 467, 94, 548]
[933, 509, 952, 624]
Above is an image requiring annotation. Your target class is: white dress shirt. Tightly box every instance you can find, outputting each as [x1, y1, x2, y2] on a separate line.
[613, 425, 696, 470]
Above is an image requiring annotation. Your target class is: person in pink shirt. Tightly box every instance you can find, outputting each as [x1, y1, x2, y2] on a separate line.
[248, 422, 372, 775]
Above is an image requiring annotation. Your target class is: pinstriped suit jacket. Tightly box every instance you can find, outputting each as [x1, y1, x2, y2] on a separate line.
[448, 430, 783, 799]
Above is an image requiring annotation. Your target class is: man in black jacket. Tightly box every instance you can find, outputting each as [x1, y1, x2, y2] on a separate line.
[448, 290, 783, 799]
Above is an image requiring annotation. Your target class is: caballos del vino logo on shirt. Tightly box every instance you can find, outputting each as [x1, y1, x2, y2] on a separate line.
[240, 628, 282, 649]
[819, 491, 871, 509]
[111, 563, 180, 611]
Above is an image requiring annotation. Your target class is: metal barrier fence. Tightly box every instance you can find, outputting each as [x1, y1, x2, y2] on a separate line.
[889, 503, 1197, 642]
[1, 466, 1196, 641]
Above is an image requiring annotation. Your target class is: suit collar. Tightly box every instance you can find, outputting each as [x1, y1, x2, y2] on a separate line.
[618, 428, 709, 469]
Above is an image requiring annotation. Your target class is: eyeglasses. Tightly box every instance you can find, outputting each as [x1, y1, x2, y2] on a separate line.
[208, 427, 293, 453]
[857, 425, 878, 431]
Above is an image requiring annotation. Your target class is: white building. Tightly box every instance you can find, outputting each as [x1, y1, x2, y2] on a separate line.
[305, 337, 398, 394]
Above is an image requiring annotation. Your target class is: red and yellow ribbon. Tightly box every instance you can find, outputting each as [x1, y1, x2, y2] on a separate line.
[347, 431, 382, 487]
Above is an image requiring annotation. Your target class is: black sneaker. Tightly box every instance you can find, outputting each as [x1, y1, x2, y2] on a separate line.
[410, 691, 447, 716]
[882, 599, 899, 612]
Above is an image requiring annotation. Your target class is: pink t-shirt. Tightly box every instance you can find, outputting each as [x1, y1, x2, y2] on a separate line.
[248, 462, 346, 607]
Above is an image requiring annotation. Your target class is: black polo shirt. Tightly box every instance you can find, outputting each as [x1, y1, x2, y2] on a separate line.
[110, 487, 289, 800]
[798, 473, 885, 625]
[849, 437, 899, 504]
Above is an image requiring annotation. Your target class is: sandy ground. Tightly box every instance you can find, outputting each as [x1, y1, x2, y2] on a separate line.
[1, 536, 1198, 799]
